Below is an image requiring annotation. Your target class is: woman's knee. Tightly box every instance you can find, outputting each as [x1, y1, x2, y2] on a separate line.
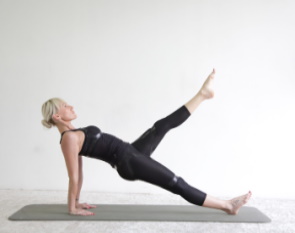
[168, 176, 207, 206]
[154, 118, 170, 135]
[168, 176, 185, 194]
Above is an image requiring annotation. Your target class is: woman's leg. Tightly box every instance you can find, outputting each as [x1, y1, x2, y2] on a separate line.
[131, 69, 216, 157]
[131, 105, 191, 157]
[117, 146, 207, 206]
[116, 146, 251, 214]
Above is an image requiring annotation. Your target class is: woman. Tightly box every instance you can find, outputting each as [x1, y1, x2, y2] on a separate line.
[41, 69, 251, 216]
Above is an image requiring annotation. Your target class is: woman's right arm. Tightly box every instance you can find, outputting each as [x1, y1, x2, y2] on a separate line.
[61, 132, 95, 216]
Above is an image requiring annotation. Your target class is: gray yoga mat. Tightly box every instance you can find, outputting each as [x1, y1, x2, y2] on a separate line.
[8, 204, 271, 223]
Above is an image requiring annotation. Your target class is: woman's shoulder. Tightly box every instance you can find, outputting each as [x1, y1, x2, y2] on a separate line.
[60, 130, 81, 147]
[60, 130, 81, 146]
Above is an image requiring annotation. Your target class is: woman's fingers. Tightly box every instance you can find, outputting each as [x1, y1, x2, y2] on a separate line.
[70, 209, 95, 216]
[87, 204, 97, 209]
[81, 203, 97, 209]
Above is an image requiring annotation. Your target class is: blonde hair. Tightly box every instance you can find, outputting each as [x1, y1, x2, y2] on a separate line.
[41, 98, 65, 128]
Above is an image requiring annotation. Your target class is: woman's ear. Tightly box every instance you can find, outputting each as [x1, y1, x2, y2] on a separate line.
[52, 114, 60, 122]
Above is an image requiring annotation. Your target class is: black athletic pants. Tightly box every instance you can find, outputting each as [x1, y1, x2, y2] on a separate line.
[116, 105, 207, 206]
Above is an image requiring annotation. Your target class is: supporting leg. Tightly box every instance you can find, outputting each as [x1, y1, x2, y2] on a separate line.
[119, 148, 207, 206]
[118, 147, 252, 215]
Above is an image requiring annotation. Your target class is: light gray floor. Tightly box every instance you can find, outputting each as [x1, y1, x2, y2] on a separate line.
[1, 190, 294, 233]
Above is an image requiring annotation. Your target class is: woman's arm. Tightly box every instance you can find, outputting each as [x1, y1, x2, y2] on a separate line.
[76, 156, 83, 202]
[61, 132, 94, 216]
[75, 156, 97, 210]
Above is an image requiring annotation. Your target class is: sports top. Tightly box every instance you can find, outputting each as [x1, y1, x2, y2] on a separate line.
[60, 126, 128, 167]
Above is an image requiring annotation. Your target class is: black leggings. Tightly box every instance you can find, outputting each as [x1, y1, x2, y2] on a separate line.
[116, 106, 207, 206]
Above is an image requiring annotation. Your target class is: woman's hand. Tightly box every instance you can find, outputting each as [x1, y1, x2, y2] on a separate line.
[76, 202, 97, 209]
[69, 208, 95, 216]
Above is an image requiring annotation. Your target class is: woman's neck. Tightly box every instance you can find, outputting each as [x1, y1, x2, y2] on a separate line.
[56, 122, 76, 134]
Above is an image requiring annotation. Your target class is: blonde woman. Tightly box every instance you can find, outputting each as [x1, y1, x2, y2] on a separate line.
[41, 69, 251, 216]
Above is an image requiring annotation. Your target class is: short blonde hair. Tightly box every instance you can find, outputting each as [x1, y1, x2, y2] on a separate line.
[41, 98, 65, 128]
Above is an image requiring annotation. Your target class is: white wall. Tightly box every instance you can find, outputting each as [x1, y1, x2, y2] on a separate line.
[0, 0, 294, 199]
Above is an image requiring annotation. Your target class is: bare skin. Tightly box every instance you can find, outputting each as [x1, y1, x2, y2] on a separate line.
[185, 68, 215, 114]
[225, 191, 252, 215]
[51, 68, 251, 216]
[203, 191, 252, 215]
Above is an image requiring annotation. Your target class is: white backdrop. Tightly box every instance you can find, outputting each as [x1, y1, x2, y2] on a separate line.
[0, 0, 294, 199]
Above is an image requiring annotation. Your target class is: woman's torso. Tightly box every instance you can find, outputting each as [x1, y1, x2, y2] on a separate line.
[60, 126, 129, 167]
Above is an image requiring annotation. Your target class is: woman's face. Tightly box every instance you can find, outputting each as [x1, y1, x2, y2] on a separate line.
[56, 102, 77, 122]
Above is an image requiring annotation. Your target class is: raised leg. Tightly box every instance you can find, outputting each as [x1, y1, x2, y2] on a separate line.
[132, 69, 216, 157]
[131, 105, 191, 157]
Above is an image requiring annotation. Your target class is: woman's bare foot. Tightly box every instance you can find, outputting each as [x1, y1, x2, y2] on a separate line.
[184, 68, 216, 114]
[199, 68, 215, 99]
[224, 191, 252, 215]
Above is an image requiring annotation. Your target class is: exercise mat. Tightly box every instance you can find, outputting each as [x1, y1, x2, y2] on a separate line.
[9, 204, 271, 223]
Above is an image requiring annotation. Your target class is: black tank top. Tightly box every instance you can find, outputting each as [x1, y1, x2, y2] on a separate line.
[60, 126, 128, 167]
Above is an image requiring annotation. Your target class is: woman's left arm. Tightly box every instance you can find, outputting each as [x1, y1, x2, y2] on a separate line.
[76, 156, 96, 209]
